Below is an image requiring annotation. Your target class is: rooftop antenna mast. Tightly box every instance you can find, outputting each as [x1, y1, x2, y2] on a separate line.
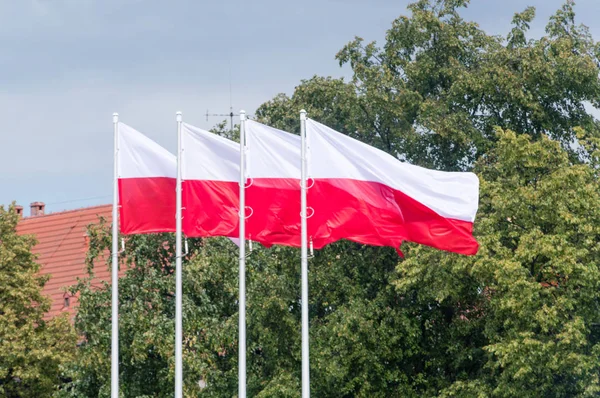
[205, 61, 238, 135]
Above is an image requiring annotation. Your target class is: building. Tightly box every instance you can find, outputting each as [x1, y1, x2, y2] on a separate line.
[15, 202, 113, 319]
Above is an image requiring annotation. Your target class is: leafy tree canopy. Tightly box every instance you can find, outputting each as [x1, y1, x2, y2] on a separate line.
[0, 205, 76, 397]
[257, 0, 600, 171]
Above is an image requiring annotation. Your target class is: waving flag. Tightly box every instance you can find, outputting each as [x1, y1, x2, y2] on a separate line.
[117, 123, 176, 234]
[306, 119, 479, 255]
[245, 120, 301, 246]
[181, 123, 240, 238]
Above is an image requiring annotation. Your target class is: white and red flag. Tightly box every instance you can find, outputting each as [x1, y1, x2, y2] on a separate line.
[306, 119, 479, 255]
[180, 123, 240, 238]
[244, 120, 302, 246]
[117, 123, 176, 234]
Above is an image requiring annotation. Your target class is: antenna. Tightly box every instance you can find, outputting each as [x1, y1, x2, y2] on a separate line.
[205, 60, 239, 135]
[205, 109, 238, 134]
[229, 60, 233, 121]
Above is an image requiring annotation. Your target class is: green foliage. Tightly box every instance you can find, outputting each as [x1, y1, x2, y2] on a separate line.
[63, 222, 416, 396]
[67, 129, 600, 396]
[0, 204, 77, 397]
[59, 225, 181, 398]
[257, 0, 600, 171]
[399, 130, 600, 396]
[59, 224, 303, 397]
[210, 120, 240, 143]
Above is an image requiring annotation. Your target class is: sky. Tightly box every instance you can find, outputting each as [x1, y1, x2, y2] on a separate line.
[1, 0, 599, 214]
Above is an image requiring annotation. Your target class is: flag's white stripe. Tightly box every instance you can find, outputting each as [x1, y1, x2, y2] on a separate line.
[306, 119, 479, 223]
[246, 120, 301, 179]
[181, 123, 239, 181]
[117, 122, 176, 178]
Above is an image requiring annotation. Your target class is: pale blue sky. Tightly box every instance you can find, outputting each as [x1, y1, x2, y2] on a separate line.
[1, 0, 598, 214]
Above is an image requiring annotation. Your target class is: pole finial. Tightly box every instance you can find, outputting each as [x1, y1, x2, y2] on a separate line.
[300, 109, 307, 120]
[176, 111, 182, 122]
[113, 113, 119, 123]
[240, 110, 246, 121]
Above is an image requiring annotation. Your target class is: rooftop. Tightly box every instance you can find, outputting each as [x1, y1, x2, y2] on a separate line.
[16, 203, 113, 319]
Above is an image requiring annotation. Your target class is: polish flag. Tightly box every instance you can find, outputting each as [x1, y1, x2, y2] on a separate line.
[117, 123, 176, 234]
[181, 123, 239, 238]
[306, 119, 479, 255]
[245, 120, 302, 246]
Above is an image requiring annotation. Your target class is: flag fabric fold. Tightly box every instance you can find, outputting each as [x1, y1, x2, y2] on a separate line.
[118, 123, 176, 234]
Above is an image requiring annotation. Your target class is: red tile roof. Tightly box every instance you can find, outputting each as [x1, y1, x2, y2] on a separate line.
[16, 204, 113, 319]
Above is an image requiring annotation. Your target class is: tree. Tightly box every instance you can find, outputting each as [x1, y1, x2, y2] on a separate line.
[398, 129, 600, 397]
[59, 221, 305, 397]
[0, 204, 76, 397]
[254, 1, 600, 395]
[63, 130, 600, 397]
[60, 220, 410, 397]
[59, 224, 184, 397]
[257, 0, 600, 171]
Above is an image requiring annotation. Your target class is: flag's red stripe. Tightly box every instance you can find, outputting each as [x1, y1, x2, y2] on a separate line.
[119, 177, 477, 255]
[182, 180, 239, 238]
[308, 179, 477, 255]
[118, 177, 176, 234]
[182, 178, 478, 255]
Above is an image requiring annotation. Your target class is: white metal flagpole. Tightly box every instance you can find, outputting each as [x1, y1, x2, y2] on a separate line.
[175, 111, 184, 398]
[238, 110, 247, 398]
[111, 113, 120, 398]
[300, 109, 310, 398]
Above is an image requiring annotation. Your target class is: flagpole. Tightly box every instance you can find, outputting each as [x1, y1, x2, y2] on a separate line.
[238, 110, 247, 398]
[111, 113, 120, 398]
[300, 109, 310, 398]
[175, 111, 183, 398]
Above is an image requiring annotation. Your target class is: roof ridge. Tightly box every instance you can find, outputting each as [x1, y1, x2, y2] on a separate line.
[19, 204, 111, 220]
